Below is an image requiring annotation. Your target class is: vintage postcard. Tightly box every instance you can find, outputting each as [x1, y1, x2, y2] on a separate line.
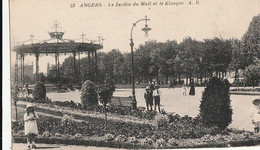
[7, 0, 260, 149]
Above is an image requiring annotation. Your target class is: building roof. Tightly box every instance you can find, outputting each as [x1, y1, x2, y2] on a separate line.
[13, 42, 103, 54]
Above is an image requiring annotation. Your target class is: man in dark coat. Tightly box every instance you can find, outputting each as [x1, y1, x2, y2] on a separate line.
[144, 86, 153, 111]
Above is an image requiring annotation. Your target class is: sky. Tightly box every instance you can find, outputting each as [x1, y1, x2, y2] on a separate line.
[9, 0, 260, 73]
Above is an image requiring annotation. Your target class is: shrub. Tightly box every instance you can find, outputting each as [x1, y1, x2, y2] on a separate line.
[104, 133, 115, 141]
[155, 138, 166, 148]
[168, 138, 179, 146]
[115, 135, 127, 142]
[128, 136, 138, 143]
[141, 137, 153, 145]
[154, 114, 169, 128]
[36, 73, 46, 83]
[199, 77, 233, 130]
[32, 81, 46, 102]
[81, 80, 98, 107]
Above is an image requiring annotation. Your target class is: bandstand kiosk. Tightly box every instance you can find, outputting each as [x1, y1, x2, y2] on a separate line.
[13, 22, 103, 86]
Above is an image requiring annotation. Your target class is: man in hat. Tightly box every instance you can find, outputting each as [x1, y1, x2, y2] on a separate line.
[144, 86, 153, 111]
[153, 85, 161, 112]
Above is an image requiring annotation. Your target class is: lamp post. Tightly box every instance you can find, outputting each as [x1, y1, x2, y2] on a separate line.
[130, 16, 151, 110]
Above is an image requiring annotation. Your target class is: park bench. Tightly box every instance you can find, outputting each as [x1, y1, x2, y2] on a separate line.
[111, 96, 132, 108]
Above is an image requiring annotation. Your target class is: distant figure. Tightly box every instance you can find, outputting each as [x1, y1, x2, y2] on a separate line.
[149, 81, 155, 91]
[182, 85, 187, 96]
[25, 84, 29, 97]
[168, 80, 172, 88]
[153, 85, 161, 112]
[24, 103, 39, 149]
[189, 79, 195, 96]
[251, 99, 260, 133]
[144, 86, 153, 111]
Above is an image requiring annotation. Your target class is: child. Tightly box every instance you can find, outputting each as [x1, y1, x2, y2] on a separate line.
[153, 85, 161, 112]
[251, 99, 260, 133]
[24, 103, 39, 149]
[182, 85, 187, 96]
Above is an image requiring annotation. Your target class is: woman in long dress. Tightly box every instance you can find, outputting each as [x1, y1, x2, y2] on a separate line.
[189, 79, 195, 96]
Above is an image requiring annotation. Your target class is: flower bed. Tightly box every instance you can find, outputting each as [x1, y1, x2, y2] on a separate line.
[13, 113, 260, 149]
[12, 116, 260, 149]
[14, 97, 260, 148]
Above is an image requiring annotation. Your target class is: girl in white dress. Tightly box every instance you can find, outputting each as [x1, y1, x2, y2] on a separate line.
[24, 103, 39, 149]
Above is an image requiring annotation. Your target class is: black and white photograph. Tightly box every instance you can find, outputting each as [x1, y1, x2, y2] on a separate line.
[4, 0, 260, 149]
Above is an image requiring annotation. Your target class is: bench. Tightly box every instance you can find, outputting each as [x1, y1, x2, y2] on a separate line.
[111, 96, 132, 107]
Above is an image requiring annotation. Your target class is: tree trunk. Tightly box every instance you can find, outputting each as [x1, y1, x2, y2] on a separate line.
[165, 74, 168, 84]
[196, 73, 199, 83]
[15, 101, 18, 122]
[104, 104, 107, 128]
[200, 73, 203, 86]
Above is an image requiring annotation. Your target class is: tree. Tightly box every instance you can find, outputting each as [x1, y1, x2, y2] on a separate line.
[97, 78, 115, 127]
[242, 14, 260, 59]
[154, 40, 178, 82]
[60, 56, 78, 83]
[229, 39, 251, 81]
[81, 80, 98, 107]
[33, 73, 47, 102]
[203, 38, 232, 78]
[243, 60, 260, 87]
[36, 73, 46, 83]
[97, 49, 125, 84]
[178, 37, 200, 83]
[32, 81, 47, 102]
[200, 77, 232, 130]
[135, 40, 158, 82]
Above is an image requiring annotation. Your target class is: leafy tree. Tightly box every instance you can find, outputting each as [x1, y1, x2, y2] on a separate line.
[120, 53, 132, 84]
[154, 40, 178, 82]
[200, 77, 232, 130]
[242, 14, 260, 59]
[243, 60, 260, 87]
[81, 80, 98, 107]
[95, 49, 125, 84]
[97, 78, 115, 127]
[60, 56, 79, 83]
[33, 73, 47, 102]
[36, 73, 46, 83]
[178, 37, 200, 82]
[203, 38, 232, 78]
[135, 40, 157, 82]
[32, 81, 46, 102]
[229, 39, 251, 81]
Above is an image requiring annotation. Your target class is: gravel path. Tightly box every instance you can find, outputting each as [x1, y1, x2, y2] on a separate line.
[15, 101, 153, 125]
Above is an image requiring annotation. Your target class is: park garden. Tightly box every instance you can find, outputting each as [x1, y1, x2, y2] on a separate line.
[11, 14, 260, 149]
